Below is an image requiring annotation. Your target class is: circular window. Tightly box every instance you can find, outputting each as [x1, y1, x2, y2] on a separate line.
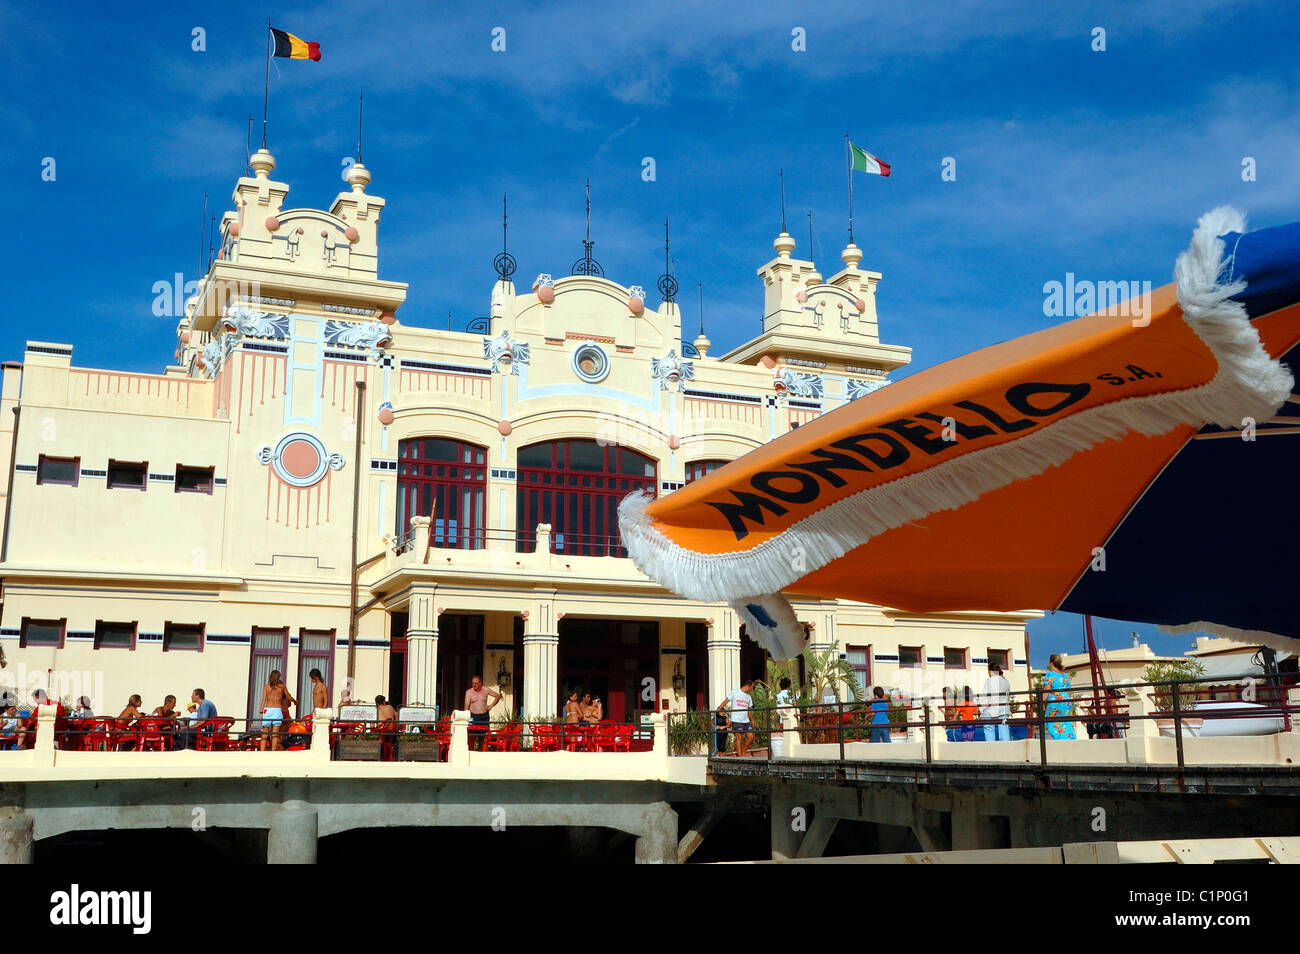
[270, 432, 331, 487]
[571, 341, 610, 383]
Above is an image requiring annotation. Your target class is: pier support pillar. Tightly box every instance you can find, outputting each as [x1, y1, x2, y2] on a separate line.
[950, 794, 1005, 851]
[771, 785, 816, 860]
[268, 800, 318, 864]
[0, 808, 33, 864]
[634, 801, 679, 864]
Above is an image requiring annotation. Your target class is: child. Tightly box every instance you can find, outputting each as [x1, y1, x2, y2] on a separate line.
[869, 686, 891, 743]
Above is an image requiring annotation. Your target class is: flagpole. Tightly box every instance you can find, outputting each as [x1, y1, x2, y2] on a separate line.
[262, 18, 271, 148]
[846, 132, 854, 245]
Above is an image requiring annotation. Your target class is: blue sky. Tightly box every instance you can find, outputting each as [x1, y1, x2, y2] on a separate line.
[3, 0, 1296, 665]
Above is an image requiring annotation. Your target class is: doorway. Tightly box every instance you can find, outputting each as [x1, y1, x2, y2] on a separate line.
[558, 618, 658, 726]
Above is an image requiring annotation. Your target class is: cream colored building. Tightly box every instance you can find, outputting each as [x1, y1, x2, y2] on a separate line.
[0, 149, 1035, 728]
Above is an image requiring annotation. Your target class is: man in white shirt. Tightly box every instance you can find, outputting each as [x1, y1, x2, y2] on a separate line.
[716, 677, 756, 757]
[980, 664, 1013, 741]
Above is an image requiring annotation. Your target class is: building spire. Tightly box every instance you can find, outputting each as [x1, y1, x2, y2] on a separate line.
[657, 218, 678, 304]
[357, 91, 364, 164]
[779, 167, 786, 233]
[571, 178, 603, 276]
[494, 192, 517, 284]
[693, 281, 711, 357]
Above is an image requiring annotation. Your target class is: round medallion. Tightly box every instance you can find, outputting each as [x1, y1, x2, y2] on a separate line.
[571, 342, 610, 383]
[266, 432, 337, 487]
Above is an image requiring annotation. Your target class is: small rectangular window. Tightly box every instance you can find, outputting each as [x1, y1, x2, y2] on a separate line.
[175, 465, 214, 494]
[846, 645, 871, 695]
[94, 621, 136, 649]
[37, 456, 79, 486]
[988, 649, 1011, 671]
[107, 460, 147, 490]
[21, 617, 65, 648]
[944, 647, 967, 670]
[898, 646, 922, 669]
[163, 622, 204, 651]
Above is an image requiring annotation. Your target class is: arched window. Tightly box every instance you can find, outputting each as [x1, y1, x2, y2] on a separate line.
[397, 438, 487, 549]
[516, 440, 656, 556]
[685, 459, 728, 483]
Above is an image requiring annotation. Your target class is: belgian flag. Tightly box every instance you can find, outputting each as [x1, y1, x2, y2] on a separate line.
[271, 27, 322, 61]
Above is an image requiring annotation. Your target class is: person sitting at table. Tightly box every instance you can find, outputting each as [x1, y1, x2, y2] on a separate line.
[179, 688, 218, 750]
[15, 689, 62, 748]
[151, 695, 178, 719]
[579, 693, 594, 726]
[72, 696, 94, 719]
[116, 694, 144, 750]
[587, 696, 604, 724]
[0, 704, 19, 749]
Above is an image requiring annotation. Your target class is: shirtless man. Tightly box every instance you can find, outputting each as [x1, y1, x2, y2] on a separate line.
[308, 668, 329, 715]
[464, 676, 502, 750]
[259, 670, 296, 751]
[375, 695, 398, 722]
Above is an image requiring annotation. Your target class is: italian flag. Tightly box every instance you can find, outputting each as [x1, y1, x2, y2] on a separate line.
[850, 142, 890, 177]
[271, 27, 322, 61]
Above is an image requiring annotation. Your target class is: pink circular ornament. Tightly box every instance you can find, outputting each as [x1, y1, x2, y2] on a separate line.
[629, 297, 645, 315]
[377, 407, 395, 426]
[855, 298, 867, 312]
[537, 285, 555, 305]
[265, 215, 280, 231]
[379, 310, 396, 326]
[667, 435, 680, 450]
[344, 225, 360, 243]
[228, 222, 240, 237]
[758, 354, 777, 370]
[497, 419, 512, 436]
[180, 332, 191, 344]
[795, 290, 808, 303]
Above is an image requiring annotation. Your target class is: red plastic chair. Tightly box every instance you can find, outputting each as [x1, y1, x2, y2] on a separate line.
[195, 717, 235, 752]
[561, 724, 592, 752]
[80, 718, 115, 751]
[530, 723, 559, 752]
[136, 718, 173, 752]
[486, 722, 523, 752]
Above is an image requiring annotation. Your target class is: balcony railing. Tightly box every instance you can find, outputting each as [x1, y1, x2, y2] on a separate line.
[392, 524, 628, 559]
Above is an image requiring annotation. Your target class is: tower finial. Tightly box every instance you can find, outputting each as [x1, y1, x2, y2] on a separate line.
[571, 178, 603, 276]
[494, 192, 517, 284]
[657, 217, 678, 304]
[357, 91, 364, 164]
[693, 280, 711, 358]
[779, 168, 786, 233]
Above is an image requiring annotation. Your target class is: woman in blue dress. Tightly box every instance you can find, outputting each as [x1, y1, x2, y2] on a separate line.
[1042, 654, 1076, 739]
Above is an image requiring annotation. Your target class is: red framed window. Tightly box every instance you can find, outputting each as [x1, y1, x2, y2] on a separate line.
[516, 440, 656, 556]
[988, 649, 1011, 671]
[94, 620, 136, 650]
[107, 460, 147, 490]
[685, 459, 727, 483]
[397, 438, 487, 549]
[898, 646, 923, 669]
[944, 647, 967, 670]
[163, 622, 204, 651]
[37, 456, 79, 486]
[20, 617, 65, 649]
[175, 465, 214, 494]
[845, 645, 871, 695]
[248, 627, 288, 722]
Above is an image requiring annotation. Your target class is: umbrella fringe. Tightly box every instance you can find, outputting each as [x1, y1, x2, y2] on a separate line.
[1159, 620, 1297, 658]
[620, 207, 1294, 630]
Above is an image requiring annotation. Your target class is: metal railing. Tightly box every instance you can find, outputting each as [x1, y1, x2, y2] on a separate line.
[666, 672, 1297, 772]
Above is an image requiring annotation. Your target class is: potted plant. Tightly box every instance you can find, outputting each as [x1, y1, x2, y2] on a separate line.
[1144, 659, 1206, 736]
[667, 709, 711, 756]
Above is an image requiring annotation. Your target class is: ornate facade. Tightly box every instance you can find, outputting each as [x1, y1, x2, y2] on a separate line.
[0, 149, 1035, 725]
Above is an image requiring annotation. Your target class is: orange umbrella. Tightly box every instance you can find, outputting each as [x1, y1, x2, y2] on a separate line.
[621, 208, 1299, 658]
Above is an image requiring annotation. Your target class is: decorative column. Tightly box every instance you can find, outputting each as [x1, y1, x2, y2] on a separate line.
[521, 589, 558, 719]
[405, 584, 439, 709]
[707, 608, 742, 708]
